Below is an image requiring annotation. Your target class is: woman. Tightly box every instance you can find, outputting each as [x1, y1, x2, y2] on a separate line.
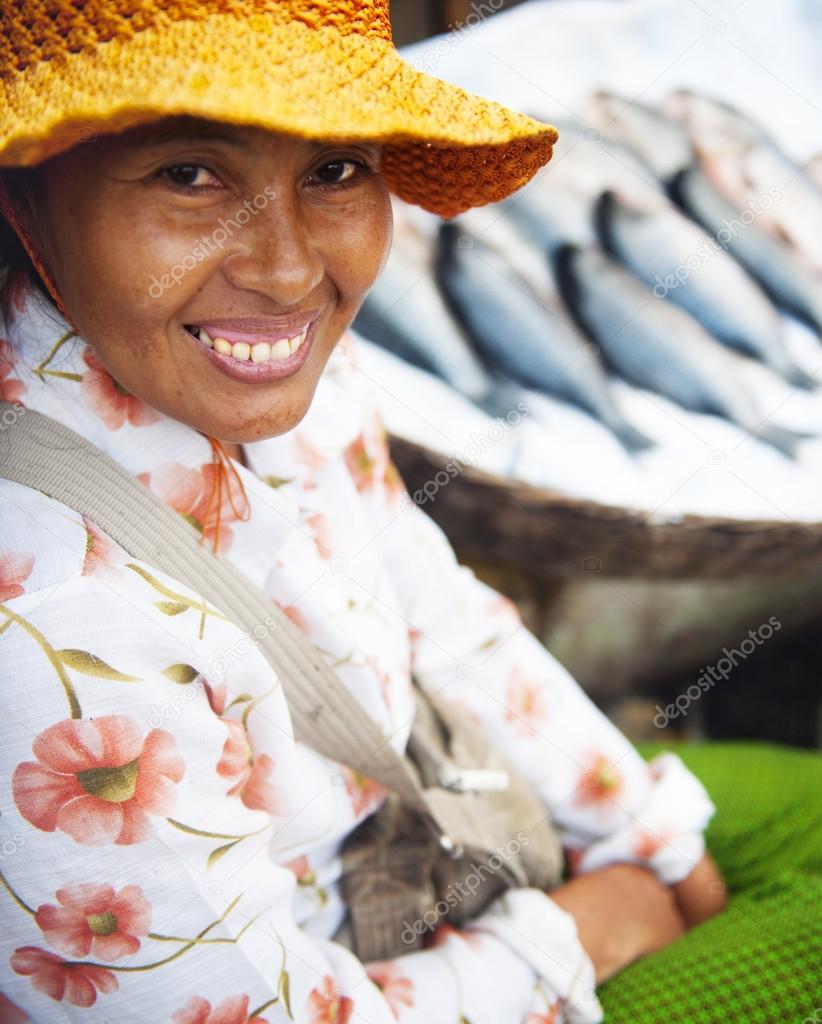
[0, 3, 818, 1023]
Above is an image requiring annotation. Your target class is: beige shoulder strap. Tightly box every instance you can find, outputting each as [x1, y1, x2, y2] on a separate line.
[0, 401, 442, 832]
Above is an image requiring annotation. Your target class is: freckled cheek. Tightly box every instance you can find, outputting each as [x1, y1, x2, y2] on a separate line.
[114, 225, 213, 316]
[324, 203, 392, 308]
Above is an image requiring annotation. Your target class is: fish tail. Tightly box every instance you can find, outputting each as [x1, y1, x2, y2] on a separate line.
[553, 243, 583, 313]
[612, 418, 655, 454]
[594, 190, 619, 254]
[751, 422, 802, 459]
[785, 363, 820, 391]
[437, 221, 462, 266]
[666, 166, 692, 213]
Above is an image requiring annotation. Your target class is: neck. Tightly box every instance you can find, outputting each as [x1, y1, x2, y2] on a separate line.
[220, 441, 246, 467]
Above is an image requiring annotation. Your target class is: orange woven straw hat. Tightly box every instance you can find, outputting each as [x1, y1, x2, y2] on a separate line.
[0, 0, 559, 219]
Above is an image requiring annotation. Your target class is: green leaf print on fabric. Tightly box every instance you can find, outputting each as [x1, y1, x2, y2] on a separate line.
[126, 564, 229, 628]
[162, 664, 200, 684]
[1, 602, 82, 718]
[57, 649, 141, 682]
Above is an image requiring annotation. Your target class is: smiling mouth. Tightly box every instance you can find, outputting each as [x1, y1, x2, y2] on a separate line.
[184, 324, 309, 364]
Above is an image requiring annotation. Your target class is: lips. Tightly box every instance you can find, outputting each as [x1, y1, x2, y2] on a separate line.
[183, 312, 320, 365]
[185, 324, 306, 363]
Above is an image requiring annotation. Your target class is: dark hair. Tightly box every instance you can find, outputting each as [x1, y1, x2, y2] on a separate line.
[0, 167, 54, 327]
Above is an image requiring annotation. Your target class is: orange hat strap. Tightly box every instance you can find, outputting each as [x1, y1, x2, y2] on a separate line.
[0, 176, 76, 327]
[201, 436, 252, 553]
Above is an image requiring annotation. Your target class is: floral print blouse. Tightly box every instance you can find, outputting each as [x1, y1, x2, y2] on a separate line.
[0, 288, 716, 1023]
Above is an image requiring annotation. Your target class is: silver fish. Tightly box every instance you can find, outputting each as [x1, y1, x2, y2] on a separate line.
[353, 230, 493, 404]
[671, 164, 822, 333]
[664, 90, 822, 272]
[436, 222, 651, 451]
[596, 189, 817, 388]
[554, 244, 804, 457]
[501, 117, 663, 255]
[584, 92, 693, 181]
[456, 205, 561, 304]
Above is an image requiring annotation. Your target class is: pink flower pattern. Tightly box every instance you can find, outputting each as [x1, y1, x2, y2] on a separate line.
[366, 962, 415, 1018]
[12, 715, 185, 846]
[138, 461, 246, 553]
[81, 348, 161, 430]
[0, 338, 25, 404]
[0, 550, 34, 602]
[343, 767, 386, 818]
[80, 517, 124, 582]
[172, 994, 268, 1024]
[575, 752, 625, 808]
[505, 665, 551, 736]
[306, 976, 353, 1024]
[0, 291, 716, 1022]
[34, 882, 151, 959]
[216, 721, 288, 815]
[10, 947, 117, 1008]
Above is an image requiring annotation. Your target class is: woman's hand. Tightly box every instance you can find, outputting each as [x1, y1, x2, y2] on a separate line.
[549, 863, 686, 983]
[671, 850, 728, 928]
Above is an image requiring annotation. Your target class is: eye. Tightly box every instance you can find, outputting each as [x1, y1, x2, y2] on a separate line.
[159, 164, 223, 192]
[309, 158, 370, 189]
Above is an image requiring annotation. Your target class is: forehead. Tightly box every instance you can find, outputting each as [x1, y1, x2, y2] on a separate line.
[115, 116, 278, 150]
[110, 117, 375, 156]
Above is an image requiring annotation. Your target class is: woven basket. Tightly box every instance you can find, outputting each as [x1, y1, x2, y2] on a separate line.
[389, 436, 822, 581]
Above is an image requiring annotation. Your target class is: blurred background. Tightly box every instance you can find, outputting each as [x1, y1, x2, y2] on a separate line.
[355, 0, 822, 749]
[391, 0, 528, 45]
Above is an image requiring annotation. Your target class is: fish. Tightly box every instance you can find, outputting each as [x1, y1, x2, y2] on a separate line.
[352, 227, 495, 406]
[456, 205, 560, 304]
[435, 222, 651, 451]
[500, 117, 663, 255]
[584, 92, 693, 181]
[554, 243, 805, 457]
[353, 333, 525, 479]
[670, 164, 822, 333]
[595, 189, 817, 389]
[664, 90, 822, 272]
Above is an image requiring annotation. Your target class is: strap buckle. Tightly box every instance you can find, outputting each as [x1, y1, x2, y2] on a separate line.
[436, 765, 510, 793]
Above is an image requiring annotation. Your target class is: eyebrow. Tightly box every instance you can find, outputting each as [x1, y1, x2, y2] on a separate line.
[126, 122, 378, 158]
[130, 121, 251, 150]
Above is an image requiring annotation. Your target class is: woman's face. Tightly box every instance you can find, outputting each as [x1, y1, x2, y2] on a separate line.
[33, 116, 392, 442]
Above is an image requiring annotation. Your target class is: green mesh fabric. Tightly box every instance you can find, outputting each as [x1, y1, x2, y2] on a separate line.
[598, 741, 822, 1023]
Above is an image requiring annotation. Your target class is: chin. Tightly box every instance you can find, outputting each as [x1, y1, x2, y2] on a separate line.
[202, 397, 315, 444]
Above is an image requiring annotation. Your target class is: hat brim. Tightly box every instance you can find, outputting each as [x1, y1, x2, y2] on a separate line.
[0, 14, 558, 218]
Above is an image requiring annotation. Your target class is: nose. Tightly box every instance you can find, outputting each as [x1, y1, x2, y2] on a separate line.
[219, 192, 324, 306]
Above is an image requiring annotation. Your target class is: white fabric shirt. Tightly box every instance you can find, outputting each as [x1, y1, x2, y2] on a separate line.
[0, 288, 715, 1023]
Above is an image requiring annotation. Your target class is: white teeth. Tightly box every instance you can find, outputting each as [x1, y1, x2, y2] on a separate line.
[195, 325, 310, 363]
